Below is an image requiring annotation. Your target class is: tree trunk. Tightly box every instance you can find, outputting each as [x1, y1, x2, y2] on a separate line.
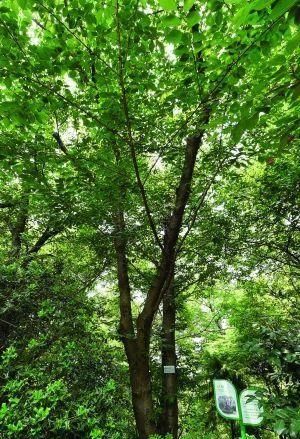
[114, 204, 157, 438]
[126, 340, 157, 439]
[159, 277, 178, 438]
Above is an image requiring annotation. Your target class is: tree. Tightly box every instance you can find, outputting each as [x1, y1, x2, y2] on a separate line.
[0, 0, 299, 437]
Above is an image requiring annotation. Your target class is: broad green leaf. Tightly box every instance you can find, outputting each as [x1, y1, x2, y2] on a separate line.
[166, 29, 183, 44]
[174, 45, 189, 56]
[247, 112, 260, 129]
[274, 420, 286, 435]
[232, 124, 244, 143]
[269, 0, 298, 20]
[251, 0, 275, 11]
[286, 31, 300, 53]
[16, 0, 32, 9]
[161, 15, 181, 27]
[186, 10, 201, 27]
[270, 54, 286, 66]
[193, 42, 202, 53]
[193, 32, 202, 42]
[232, 4, 252, 26]
[158, 0, 177, 11]
[215, 11, 223, 25]
[184, 0, 195, 12]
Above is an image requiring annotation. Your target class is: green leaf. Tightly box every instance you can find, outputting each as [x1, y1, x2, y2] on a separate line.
[161, 15, 181, 27]
[247, 112, 260, 129]
[232, 124, 244, 143]
[166, 29, 183, 44]
[274, 420, 286, 435]
[215, 11, 223, 25]
[90, 429, 104, 439]
[158, 0, 177, 11]
[16, 0, 32, 9]
[251, 0, 275, 11]
[184, 0, 195, 12]
[35, 406, 50, 421]
[269, 0, 298, 20]
[32, 390, 45, 402]
[186, 10, 201, 27]
[193, 32, 201, 42]
[0, 403, 8, 420]
[193, 42, 202, 53]
[233, 4, 252, 26]
[291, 418, 300, 435]
[174, 45, 189, 56]
[293, 83, 300, 99]
[286, 31, 300, 53]
[270, 54, 286, 66]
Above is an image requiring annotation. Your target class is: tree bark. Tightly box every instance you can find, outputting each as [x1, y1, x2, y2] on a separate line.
[159, 276, 178, 438]
[9, 196, 28, 258]
[127, 341, 157, 439]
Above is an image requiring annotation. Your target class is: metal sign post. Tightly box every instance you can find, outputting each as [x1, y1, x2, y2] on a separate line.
[236, 389, 247, 439]
[240, 423, 247, 439]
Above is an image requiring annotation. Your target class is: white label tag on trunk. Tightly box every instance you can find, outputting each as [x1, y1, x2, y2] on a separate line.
[164, 365, 175, 374]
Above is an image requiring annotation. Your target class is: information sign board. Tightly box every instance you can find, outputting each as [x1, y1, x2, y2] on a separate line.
[213, 379, 239, 420]
[240, 389, 263, 426]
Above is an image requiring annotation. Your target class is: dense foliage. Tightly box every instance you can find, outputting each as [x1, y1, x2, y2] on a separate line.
[0, 0, 299, 438]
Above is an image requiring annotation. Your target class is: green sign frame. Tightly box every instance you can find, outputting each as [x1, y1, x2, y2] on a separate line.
[213, 379, 239, 421]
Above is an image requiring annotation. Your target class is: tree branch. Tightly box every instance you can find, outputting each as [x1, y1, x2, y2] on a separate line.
[53, 131, 69, 154]
[28, 226, 62, 255]
[52, 130, 95, 182]
[177, 155, 227, 254]
[115, 1, 163, 250]
[112, 146, 136, 345]
[137, 113, 210, 338]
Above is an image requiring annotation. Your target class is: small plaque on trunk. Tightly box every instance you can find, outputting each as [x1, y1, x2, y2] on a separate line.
[164, 365, 175, 374]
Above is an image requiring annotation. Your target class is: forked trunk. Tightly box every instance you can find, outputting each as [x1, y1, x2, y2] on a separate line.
[114, 125, 209, 438]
